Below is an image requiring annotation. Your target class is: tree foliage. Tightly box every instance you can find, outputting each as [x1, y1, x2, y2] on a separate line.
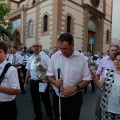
[0, 0, 21, 44]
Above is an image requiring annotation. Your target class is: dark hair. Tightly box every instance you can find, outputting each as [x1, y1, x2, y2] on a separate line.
[12, 46, 18, 50]
[109, 45, 119, 50]
[0, 41, 7, 53]
[114, 51, 120, 59]
[58, 33, 74, 46]
[22, 50, 26, 53]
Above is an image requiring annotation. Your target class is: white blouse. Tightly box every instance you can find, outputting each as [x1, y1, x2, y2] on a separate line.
[104, 71, 120, 114]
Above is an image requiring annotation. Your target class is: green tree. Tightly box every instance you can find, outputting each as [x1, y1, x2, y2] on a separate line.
[0, 0, 21, 44]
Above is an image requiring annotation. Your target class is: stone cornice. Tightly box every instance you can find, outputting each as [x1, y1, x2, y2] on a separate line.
[82, 3, 105, 18]
[67, 0, 82, 7]
[8, 6, 28, 20]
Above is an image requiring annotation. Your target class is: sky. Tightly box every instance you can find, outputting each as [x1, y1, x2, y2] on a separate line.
[112, 0, 120, 43]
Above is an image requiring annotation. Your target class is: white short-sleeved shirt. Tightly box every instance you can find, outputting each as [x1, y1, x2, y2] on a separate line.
[22, 55, 29, 65]
[46, 49, 92, 96]
[0, 60, 20, 102]
[104, 70, 120, 114]
[26, 51, 50, 80]
[8, 52, 22, 69]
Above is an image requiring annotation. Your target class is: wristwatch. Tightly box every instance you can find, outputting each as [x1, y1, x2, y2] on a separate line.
[76, 85, 82, 91]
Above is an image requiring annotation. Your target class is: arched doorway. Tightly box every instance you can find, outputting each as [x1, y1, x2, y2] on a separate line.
[13, 30, 21, 47]
[88, 20, 96, 53]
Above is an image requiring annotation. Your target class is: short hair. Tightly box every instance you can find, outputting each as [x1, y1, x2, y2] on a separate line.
[12, 46, 18, 50]
[109, 45, 119, 50]
[114, 51, 120, 59]
[0, 41, 7, 53]
[58, 33, 74, 46]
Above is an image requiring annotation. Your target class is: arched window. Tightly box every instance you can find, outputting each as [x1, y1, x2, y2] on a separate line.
[29, 21, 33, 36]
[88, 20, 96, 31]
[67, 16, 71, 33]
[32, 0, 36, 7]
[106, 29, 109, 43]
[43, 15, 48, 32]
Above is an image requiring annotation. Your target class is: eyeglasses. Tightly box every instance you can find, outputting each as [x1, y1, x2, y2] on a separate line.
[33, 45, 40, 47]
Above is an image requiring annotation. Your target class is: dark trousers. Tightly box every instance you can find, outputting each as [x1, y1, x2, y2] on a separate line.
[17, 68, 24, 92]
[30, 80, 53, 120]
[0, 99, 17, 120]
[84, 80, 95, 92]
[21, 65, 27, 82]
[53, 92, 83, 120]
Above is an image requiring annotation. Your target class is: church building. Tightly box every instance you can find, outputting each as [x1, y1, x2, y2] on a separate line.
[7, 0, 113, 53]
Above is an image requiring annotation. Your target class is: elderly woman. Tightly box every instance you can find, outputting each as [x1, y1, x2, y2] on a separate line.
[90, 51, 120, 120]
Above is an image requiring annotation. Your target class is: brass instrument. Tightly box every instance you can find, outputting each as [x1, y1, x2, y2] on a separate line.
[30, 56, 47, 82]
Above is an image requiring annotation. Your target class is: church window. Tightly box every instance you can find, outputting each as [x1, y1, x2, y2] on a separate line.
[67, 16, 71, 33]
[32, 0, 36, 7]
[106, 29, 109, 43]
[43, 15, 48, 32]
[29, 21, 33, 37]
[88, 20, 96, 31]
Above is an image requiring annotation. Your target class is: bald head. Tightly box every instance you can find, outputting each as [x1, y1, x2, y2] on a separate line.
[32, 41, 42, 55]
[32, 41, 41, 46]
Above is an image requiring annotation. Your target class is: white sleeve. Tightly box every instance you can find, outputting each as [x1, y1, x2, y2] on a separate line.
[46, 57, 55, 76]
[7, 67, 20, 89]
[17, 54, 22, 64]
[25, 58, 30, 70]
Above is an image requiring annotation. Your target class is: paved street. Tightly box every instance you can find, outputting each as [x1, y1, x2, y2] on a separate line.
[16, 84, 96, 120]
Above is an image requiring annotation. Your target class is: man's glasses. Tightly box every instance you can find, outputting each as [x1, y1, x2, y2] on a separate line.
[33, 45, 41, 47]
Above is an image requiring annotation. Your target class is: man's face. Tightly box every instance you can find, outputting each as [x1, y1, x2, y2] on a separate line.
[53, 47, 58, 53]
[98, 53, 103, 58]
[11, 48, 16, 54]
[0, 49, 7, 63]
[109, 46, 119, 58]
[33, 43, 41, 54]
[59, 41, 74, 57]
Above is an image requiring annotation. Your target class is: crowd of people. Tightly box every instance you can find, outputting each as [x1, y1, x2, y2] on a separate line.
[0, 32, 120, 120]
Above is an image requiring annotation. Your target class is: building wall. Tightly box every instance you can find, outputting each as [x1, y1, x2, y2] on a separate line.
[62, 0, 84, 50]
[26, 7, 36, 47]
[8, 0, 113, 52]
[38, 0, 53, 49]
[102, 0, 113, 52]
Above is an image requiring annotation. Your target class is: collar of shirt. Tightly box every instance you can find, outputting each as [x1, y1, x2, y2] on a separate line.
[0, 60, 8, 75]
[107, 55, 114, 61]
[0, 60, 8, 70]
[59, 49, 80, 57]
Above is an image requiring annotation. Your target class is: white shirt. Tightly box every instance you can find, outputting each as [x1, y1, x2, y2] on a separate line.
[8, 52, 22, 69]
[22, 55, 28, 65]
[26, 51, 50, 80]
[0, 60, 20, 102]
[46, 49, 92, 96]
[104, 71, 120, 114]
[96, 58, 102, 65]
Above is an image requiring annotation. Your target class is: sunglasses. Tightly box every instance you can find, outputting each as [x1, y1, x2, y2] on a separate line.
[33, 45, 41, 47]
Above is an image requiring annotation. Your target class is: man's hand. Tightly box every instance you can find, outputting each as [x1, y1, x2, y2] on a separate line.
[61, 86, 76, 96]
[89, 68, 97, 80]
[54, 79, 62, 88]
[24, 83, 28, 91]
